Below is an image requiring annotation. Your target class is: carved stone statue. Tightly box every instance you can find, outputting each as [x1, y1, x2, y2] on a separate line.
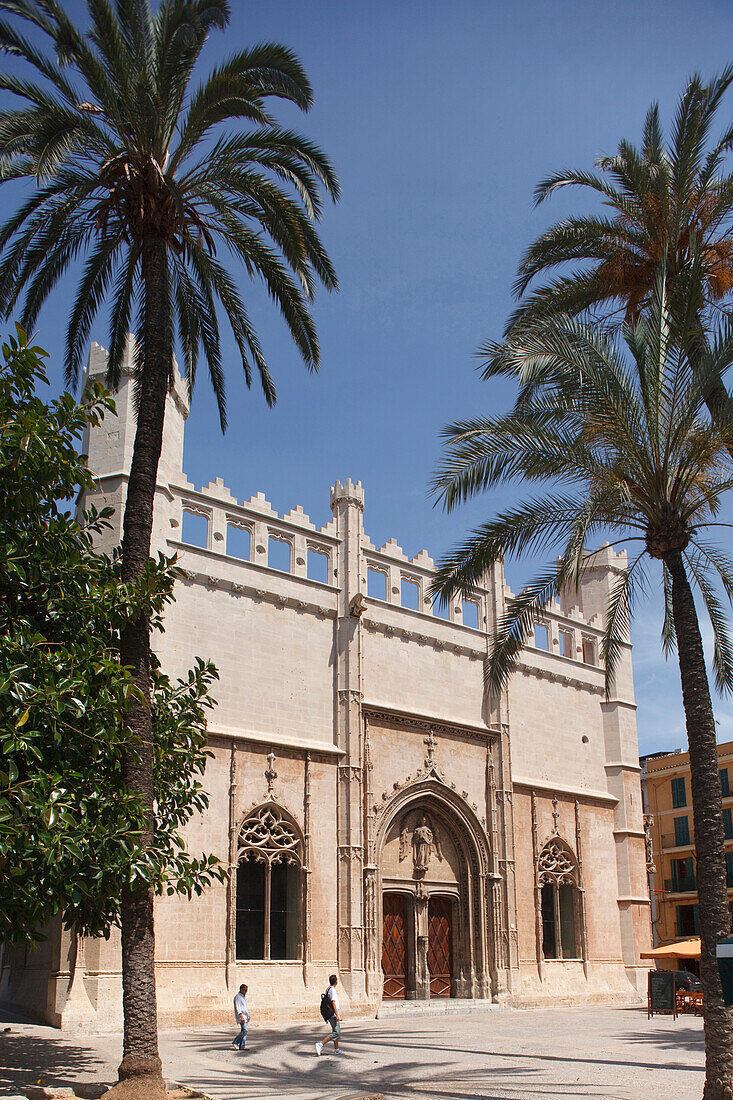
[398, 810, 442, 876]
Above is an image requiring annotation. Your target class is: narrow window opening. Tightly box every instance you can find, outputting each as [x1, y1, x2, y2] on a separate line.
[559, 629, 574, 658]
[182, 510, 208, 548]
[462, 601, 479, 630]
[268, 536, 291, 573]
[227, 524, 251, 561]
[307, 548, 329, 583]
[582, 638, 596, 665]
[367, 568, 387, 601]
[534, 624, 549, 650]
[401, 577, 419, 610]
[432, 598, 451, 621]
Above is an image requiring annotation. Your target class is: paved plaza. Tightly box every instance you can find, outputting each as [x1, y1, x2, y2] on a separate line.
[0, 1005, 706, 1100]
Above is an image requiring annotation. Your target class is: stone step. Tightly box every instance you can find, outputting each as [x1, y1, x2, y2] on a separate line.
[376, 998, 503, 1019]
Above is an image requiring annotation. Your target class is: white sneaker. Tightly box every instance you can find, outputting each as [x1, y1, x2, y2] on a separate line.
[315, 1041, 323, 1056]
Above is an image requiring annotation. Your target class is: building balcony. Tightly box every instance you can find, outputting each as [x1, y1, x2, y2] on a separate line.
[664, 875, 697, 893]
[662, 832, 694, 850]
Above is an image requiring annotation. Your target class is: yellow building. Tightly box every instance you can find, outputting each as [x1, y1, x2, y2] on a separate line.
[641, 743, 733, 953]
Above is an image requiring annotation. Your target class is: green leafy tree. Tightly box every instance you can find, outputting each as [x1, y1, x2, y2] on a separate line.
[0, 327, 222, 945]
[505, 66, 733, 431]
[0, 1, 338, 1085]
[431, 281, 733, 1099]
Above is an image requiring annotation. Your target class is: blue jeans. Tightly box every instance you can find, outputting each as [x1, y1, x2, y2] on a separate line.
[234, 1020, 248, 1049]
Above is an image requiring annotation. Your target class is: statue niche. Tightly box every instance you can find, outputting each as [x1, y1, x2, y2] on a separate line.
[399, 811, 443, 877]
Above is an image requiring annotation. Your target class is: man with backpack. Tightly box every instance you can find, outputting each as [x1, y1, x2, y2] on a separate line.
[315, 974, 343, 1055]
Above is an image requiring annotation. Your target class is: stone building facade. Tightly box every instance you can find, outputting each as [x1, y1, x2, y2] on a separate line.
[0, 344, 651, 1028]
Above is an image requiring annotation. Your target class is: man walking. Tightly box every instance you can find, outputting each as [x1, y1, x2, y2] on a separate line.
[315, 974, 343, 1056]
[232, 983, 250, 1051]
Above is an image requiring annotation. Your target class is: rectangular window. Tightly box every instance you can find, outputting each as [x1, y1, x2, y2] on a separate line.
[181, 510, 208, 548]
[725, 807, 733, 840]
[671, 776, 687, 808]
[726, 852, 733, 888]
[235, 861, 265, 959]
[558, 884, 576, 957]
[367, 568, 387, 601]
[226, 523, 251, 561]
[581, 638, 596, 665]
[540, 883, 557, 959]
[534, 624, 549, 650]
[674, 815, 690, 847]
[462, 601, 479, 630]
[269, 863, 299, 960]
[722, 769, 730, 798]
[559, 629, 574, 658]
[307, 547, 329, 583]
[676, 903, 698, 937]
[401, 577, 419, 610]
[268, 536, 291, 573]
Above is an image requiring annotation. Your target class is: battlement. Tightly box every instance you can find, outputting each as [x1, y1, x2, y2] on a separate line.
[80, 337, 626, 670]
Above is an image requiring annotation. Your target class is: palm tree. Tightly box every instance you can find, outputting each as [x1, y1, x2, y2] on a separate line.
[504, 66, 733, 429]
[0, 0, 338, 1089]
[431, 279, 733, 1099]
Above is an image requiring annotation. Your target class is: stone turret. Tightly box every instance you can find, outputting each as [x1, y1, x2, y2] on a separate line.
[79, 337, 189, 553]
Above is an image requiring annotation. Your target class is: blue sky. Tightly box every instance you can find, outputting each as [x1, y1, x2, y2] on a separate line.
[14, 0, 733, 754]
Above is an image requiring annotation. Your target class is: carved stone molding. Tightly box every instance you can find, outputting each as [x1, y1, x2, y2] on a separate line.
[361, 617, 485, 660]
[338, 845, 364, 863]
[338, 765, 362, 783]
[172, 569, 338, 618]
[516, 661, 604, 696]
[362, 705, 497, 744]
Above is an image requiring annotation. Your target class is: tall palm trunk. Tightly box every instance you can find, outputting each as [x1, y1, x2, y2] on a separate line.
[118, 238, 170, 1086]
[667, 549, 733, 1099]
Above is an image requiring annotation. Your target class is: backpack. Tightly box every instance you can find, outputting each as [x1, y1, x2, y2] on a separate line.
[320, 990, 335, 1022]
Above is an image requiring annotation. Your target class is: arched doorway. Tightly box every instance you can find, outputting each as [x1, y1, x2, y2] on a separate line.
[375, 790, 492, 1001]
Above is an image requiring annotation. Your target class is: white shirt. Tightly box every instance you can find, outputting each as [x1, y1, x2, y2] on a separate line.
[326, 985, 340, 1016]
[233, 992, 249, 1024]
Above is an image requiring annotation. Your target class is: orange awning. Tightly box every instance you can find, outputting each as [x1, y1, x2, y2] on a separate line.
[640, 937, 701, 960]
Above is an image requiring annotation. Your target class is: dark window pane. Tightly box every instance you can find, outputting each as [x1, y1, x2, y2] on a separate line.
[558, 885, 576, 958]
[671, 777, 687, 808]
[726, 853, 733, 888]
[270, 862, 299, 960]
[236, 861, 265, 959]
[541, 883, 557, 959]
[674, 815, 690, 847]
[721, 769, 730, 797]
[676, 904, 697, 936]
[725, 808, 733, 840]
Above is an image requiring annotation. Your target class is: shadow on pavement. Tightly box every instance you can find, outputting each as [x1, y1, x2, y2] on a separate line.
[0, 1032, 109, 1096]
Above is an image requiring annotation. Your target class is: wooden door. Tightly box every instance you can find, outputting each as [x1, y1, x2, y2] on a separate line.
[428, 896, 453, 997]
[382, 893, 408, 999]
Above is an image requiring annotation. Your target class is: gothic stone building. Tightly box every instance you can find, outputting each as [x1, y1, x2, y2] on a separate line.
[0, 344, 651, 1028]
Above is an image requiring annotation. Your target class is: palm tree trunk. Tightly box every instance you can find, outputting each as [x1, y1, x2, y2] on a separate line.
[117, 238, 170, 1087]
[667, 548, 733, 1100]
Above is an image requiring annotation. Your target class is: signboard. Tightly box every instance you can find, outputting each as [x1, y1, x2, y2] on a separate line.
[648, 969, 676, 1017]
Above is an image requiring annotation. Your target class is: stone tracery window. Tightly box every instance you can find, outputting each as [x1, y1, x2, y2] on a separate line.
[538, 839, 580, 960]
[235, 806, 303, 961]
